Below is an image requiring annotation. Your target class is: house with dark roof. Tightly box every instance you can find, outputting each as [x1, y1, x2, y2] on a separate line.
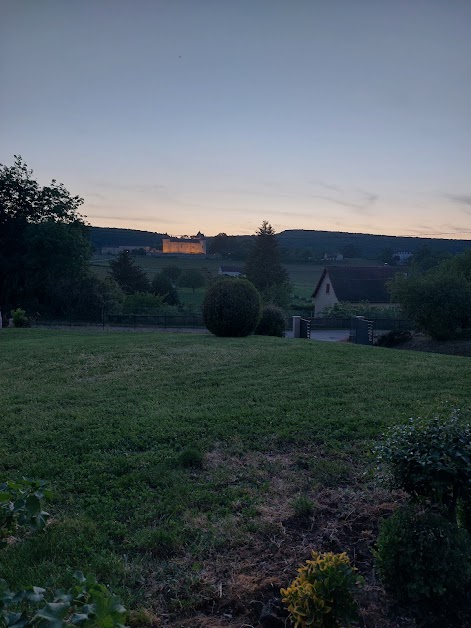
[323, 252, 344, 261]
[218, 265, 244, 277]
[312, 266, 399, 315]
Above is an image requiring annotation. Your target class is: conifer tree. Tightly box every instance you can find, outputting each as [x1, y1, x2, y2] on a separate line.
[109, 251, 150, 294]
[244, 221, 290, 301]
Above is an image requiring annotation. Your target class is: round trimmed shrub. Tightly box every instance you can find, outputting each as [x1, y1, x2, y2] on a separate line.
[376, 505, 471, 605]
[255, 304, 286, 337]
[203, 278, 261, 337]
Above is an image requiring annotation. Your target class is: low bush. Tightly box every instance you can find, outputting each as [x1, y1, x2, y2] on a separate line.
[0, 571, 127, 627]
[375, 330, 412, 347]
[281, 551, 362, 627]
[0, 478, 51, 547]
[255, 305, 286, 337]
[292, 495, 314, 518]
[11, 308, 29, 327]
[178, 448, 204, 469]
[375, 412, 471, 522]
[321, 302, 402, 320]
[203, 278, 261, 337]
[375, 505, 471, 605]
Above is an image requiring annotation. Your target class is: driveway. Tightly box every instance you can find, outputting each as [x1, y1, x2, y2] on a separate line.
[285, 329, 350, 342]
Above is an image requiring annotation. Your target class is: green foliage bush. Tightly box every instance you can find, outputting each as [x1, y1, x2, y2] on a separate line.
[375, 505, 471, 604]
[202, 278, 261, 337]
[0, 479, 51, 547]
[11, 308, 28, 328]
[178, 449, 204, 469]
[374, 330, 412, 347]
[320, 301, 402, 319]
[389, 270, 471, 340]
[123, 292, 166, 314]
[281, 551, 362, 628]
[375, 413, 471, 522]
[255, 304, 286, 337]
[0, 571, 127, 627]
[292, 495, 314, 518]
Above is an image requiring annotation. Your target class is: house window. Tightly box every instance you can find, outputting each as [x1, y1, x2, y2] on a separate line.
[326, 283, 330, 294]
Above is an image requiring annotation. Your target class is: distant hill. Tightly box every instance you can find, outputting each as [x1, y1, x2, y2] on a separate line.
[88, 225, 471, 260]
[89, 227, 167, 250]
[278, 229, 471, 259]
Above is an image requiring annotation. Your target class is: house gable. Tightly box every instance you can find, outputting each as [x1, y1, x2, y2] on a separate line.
[312, 269, 339, 314]
[312, 266, 399, 314]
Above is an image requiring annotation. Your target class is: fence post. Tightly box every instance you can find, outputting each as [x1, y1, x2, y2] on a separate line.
[292, 316, 301, 338]
[101, 306, 105, 330]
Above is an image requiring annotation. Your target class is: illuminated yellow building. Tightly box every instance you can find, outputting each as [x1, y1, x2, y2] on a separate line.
[162, 233, 206, 254]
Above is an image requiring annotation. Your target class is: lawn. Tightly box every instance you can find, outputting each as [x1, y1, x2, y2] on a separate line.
[1, 329, 469, 625]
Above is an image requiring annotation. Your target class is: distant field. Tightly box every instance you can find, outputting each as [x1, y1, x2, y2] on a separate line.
[91, 255, 383, 303]
[1, 329, 469, 624]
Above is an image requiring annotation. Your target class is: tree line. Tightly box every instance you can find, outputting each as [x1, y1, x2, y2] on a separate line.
[0, 158, 291, 323]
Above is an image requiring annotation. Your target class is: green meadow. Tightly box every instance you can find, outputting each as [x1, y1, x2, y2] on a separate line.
[91, 254, 383, 305]
[1, 329, 469, 620]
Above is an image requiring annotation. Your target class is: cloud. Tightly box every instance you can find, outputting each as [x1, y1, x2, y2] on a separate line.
[87, 214, 182, 224]
[443, 193, 471, 207]
[94, 182, 168, 193]
[306, 181, 379, 215]
[308, 178, 343, 193]
[309, 192, 377, 215]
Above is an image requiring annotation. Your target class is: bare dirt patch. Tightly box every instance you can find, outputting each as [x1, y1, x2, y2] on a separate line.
[147, 446, 424, 628]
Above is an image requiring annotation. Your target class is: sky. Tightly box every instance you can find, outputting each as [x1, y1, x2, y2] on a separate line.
[1, 0, 471, 238]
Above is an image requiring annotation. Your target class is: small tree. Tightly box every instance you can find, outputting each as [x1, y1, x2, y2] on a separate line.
[151, 272, 179, 305]
[203, 278, 261, 337]
[177, 269, 206, 293]
[109, 251, 150, 294]
[161, 265, 182, 283]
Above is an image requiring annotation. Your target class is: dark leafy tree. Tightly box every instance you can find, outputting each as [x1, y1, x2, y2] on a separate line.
[151, 272, 180, 305]
[0, 156, 91, 314]
[203, 278, 261, 337]
[378, 247, 396, 265]
[109, 251, 150, 294]
[341, 244, 360, 258]
[177, 269, 206, 293]
[161, 265, 182, 282]
[208, 233, 230, 256]
[244, 221, 290, 304]
[389, 261, 471, 340]
[411, 245, 451, 272]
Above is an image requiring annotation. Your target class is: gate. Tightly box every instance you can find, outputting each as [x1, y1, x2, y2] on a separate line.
[350, 316, 374, 345]
[292, 316, 311, 339]
[300, 318, 311, 339]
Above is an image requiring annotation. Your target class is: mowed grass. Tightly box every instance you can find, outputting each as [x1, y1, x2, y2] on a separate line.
[1, 329, 469, 614]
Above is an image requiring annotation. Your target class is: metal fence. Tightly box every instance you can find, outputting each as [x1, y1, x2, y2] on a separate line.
[34, 311, 206, 329]
[309, 317, 413, 331]
[105, 313, 205, 328]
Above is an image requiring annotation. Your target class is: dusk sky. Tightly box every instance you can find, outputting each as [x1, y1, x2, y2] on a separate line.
[2, 1, 471, 238]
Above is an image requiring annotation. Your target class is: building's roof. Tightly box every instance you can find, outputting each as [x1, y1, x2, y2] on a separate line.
[220, 265, 243, 273]
[163, 238, 205, 243]
[312, 266, 400, 302]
